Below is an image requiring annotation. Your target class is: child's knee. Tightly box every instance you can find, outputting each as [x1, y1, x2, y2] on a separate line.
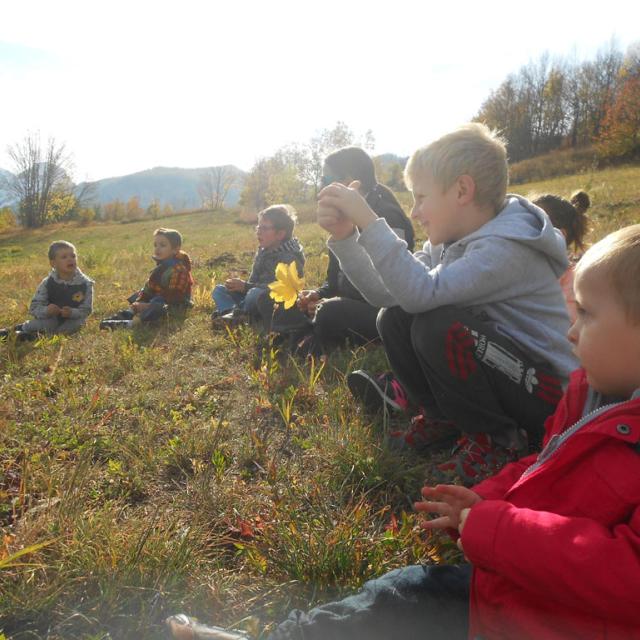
[409, 306, 463, 356]
[211, 284, 227, 300]
[376, 305, 408, 339]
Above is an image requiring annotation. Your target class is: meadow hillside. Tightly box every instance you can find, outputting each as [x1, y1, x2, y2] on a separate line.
[0, 164, 639, 639]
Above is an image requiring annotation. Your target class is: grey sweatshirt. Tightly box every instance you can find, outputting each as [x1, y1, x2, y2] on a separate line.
[328, 195, 578, 381]
[29, 268, 94, 321]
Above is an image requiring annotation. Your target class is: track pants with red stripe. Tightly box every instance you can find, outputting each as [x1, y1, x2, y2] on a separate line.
[377, 305, 564, 448]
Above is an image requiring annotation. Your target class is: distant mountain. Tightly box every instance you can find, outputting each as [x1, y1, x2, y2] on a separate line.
[77, 165, 246, 210]
[0, 168, 16, 208]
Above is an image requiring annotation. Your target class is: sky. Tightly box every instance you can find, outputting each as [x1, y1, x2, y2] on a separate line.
[0, 0, 638, 182]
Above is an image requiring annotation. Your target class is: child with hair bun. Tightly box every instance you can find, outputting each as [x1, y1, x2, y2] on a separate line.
[533, 190, 590, 323]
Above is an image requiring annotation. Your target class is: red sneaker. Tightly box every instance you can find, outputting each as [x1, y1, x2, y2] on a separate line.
[388, 414, 458, 452]
[436, 433, 519, 486]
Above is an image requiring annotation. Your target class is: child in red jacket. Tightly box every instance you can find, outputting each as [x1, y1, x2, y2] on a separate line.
[168, 223, 640, 639]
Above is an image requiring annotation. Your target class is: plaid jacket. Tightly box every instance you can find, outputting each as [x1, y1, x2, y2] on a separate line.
[137, 251, 193, 305]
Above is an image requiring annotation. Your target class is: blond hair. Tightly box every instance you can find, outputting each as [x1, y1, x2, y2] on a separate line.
[575, 224, 640, 323]
[404, 123, 508, 214]
[48, 240, 76, 261]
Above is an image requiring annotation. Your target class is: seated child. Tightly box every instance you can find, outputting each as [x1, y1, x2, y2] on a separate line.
[100, 227, 193, 329]
[167, 223, 640, 640]
[211, 205, 306, 334]
[318, 124, 577, 481]
[297, 146, 415, 357]
[0, 240, 93, 342]
[533, 190, 590, 323]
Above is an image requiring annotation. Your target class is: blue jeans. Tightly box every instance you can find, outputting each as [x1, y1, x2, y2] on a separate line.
[211, 285, 262, 315]
[269, 564, 471, 640]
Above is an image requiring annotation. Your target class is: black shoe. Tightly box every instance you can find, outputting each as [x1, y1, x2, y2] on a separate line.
[346, 370, 410, 414]
[0, 328, 10, 340]
[15, 330, 38, 342]
[100, 319, 133, 330]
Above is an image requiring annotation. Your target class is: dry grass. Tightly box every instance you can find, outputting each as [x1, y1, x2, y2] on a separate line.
[1, 162, 639, 639]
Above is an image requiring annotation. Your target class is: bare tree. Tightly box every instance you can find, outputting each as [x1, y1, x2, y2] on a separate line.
[7, 133, 72, 228]
[198, 166, 237, 211]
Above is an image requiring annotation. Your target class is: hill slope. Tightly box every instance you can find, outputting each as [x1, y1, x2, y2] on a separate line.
[78, 165, 246, 209]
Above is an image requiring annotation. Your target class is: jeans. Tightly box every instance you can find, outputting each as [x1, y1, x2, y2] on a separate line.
[269, 564, 471, 640]
[211, 285, 263, 315]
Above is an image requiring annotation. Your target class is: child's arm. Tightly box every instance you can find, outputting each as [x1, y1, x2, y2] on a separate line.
[461, 499, 640, 624]
[331, 215, 543, 314]
[28, 277, 53, 319]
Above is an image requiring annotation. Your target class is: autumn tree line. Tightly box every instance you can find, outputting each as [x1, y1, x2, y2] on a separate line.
[474, 39, 640, 163]
[2, 37, 638, 230]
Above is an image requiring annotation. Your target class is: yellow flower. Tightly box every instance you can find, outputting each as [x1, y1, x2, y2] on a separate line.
[268, 261, 304, 309]
[71, 291, 84, 302]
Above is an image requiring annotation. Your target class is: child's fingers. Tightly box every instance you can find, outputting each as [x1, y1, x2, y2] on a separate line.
[420, 516, 451, 530]
[414, 499, 451, 514]
[433, 484, 479, 502]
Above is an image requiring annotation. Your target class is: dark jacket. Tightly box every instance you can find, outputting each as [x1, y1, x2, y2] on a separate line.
[246, 237, 305, 291]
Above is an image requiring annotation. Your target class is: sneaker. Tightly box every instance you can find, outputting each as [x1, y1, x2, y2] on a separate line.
[166, 614, 250, 639]
[0, 328, 9, 340]
[435, 433, 518, 486]
[99, 319, 133, 330]
[347, 370, 409, 414]
[388, 414, 458, 452]
[15, 330, 39, 342]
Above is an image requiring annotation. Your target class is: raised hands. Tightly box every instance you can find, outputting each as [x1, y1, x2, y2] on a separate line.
[317, 180, 378, 238]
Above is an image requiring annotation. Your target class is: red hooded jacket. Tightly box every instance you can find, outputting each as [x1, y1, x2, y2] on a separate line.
[463, 368, 640, 639]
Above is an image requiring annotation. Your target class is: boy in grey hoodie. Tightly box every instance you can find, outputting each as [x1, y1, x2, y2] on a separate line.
[0, 240, 94, 342]
[317, 124, 577, 482]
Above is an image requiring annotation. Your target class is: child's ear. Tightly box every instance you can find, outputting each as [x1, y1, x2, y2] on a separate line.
[456, 175, 476, 205]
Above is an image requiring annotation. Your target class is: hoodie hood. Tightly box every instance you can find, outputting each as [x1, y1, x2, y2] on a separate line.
[452, 194, 569, 278]
[153, 250, 192, 271]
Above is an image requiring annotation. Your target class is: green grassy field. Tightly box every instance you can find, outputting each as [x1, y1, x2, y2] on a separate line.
[1, 164, 639, 639]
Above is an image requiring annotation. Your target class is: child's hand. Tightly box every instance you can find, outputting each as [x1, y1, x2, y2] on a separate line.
[225, 278, 245, 293]
[414, 484, 482, 531]
[46, 304, 61, 317]
[60, 306, 72, 318]
[297, 290, 320, 315]
[316, 202, 355, 240]
[318, 181, 378, 231]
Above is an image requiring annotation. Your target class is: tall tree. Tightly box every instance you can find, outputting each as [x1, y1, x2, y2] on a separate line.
[198, 166, 237, 211]
[6, 133, 73, 228]
[597, 41, 640, 158]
